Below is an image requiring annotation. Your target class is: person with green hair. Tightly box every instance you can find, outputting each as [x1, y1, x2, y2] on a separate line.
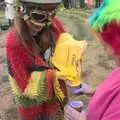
[65, 0, 120, 120]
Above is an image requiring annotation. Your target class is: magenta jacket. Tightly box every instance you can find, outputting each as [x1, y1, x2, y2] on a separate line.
[88, 67, 120, 120]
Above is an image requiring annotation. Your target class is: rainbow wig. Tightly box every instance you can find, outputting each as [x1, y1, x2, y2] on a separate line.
[89, 0, 120, 55]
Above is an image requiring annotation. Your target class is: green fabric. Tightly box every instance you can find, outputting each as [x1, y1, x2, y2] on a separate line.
[15, 71, 57, 108]
[15, 95, 57, 108]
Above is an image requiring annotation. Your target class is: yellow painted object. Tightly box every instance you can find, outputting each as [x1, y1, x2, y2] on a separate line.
[51, 33, 87, 87]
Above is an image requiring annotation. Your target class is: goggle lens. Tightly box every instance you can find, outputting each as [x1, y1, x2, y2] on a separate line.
[30, 12, 47, 22]
[30, 10, 56, 23]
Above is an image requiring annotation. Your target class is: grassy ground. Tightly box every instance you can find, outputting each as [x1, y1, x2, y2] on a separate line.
[0, 8, 116, 120]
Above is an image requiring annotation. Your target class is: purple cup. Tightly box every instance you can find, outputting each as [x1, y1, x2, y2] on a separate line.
[70, 101, 84, 112]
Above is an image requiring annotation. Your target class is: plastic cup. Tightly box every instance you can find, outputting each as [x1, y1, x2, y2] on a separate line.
[69, 101, 84, 112]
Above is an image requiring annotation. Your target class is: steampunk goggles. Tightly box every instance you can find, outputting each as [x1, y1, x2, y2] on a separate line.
[23, 4, 57, 26]
[29, 10, 56, 24]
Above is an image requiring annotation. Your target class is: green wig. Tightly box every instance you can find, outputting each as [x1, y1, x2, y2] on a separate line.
[89, 0, 120, 32]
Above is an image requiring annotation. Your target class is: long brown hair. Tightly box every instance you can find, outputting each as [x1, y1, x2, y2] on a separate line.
[14, 11, 55, 57]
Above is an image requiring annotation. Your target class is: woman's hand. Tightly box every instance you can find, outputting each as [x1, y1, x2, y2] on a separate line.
[72, 83, 95, 97]
[65, 106, 87, 120]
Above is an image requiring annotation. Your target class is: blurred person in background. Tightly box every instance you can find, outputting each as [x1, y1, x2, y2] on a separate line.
[85, 0, 94, 8]
[80, 0, 85, 8]
[62, 0, 70, 9]
[70, 0, 76, 8]
[5, 0, 15, 26]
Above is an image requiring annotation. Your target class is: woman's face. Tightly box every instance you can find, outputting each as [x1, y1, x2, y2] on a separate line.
[25, 4, 57, 35]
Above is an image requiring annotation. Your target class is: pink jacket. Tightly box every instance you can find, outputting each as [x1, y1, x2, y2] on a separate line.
[88, 67, 120, 120]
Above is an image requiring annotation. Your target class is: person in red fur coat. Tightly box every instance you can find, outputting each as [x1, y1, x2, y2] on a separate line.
[6, 0, 94, 119]
[6, 0, 68, 120]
